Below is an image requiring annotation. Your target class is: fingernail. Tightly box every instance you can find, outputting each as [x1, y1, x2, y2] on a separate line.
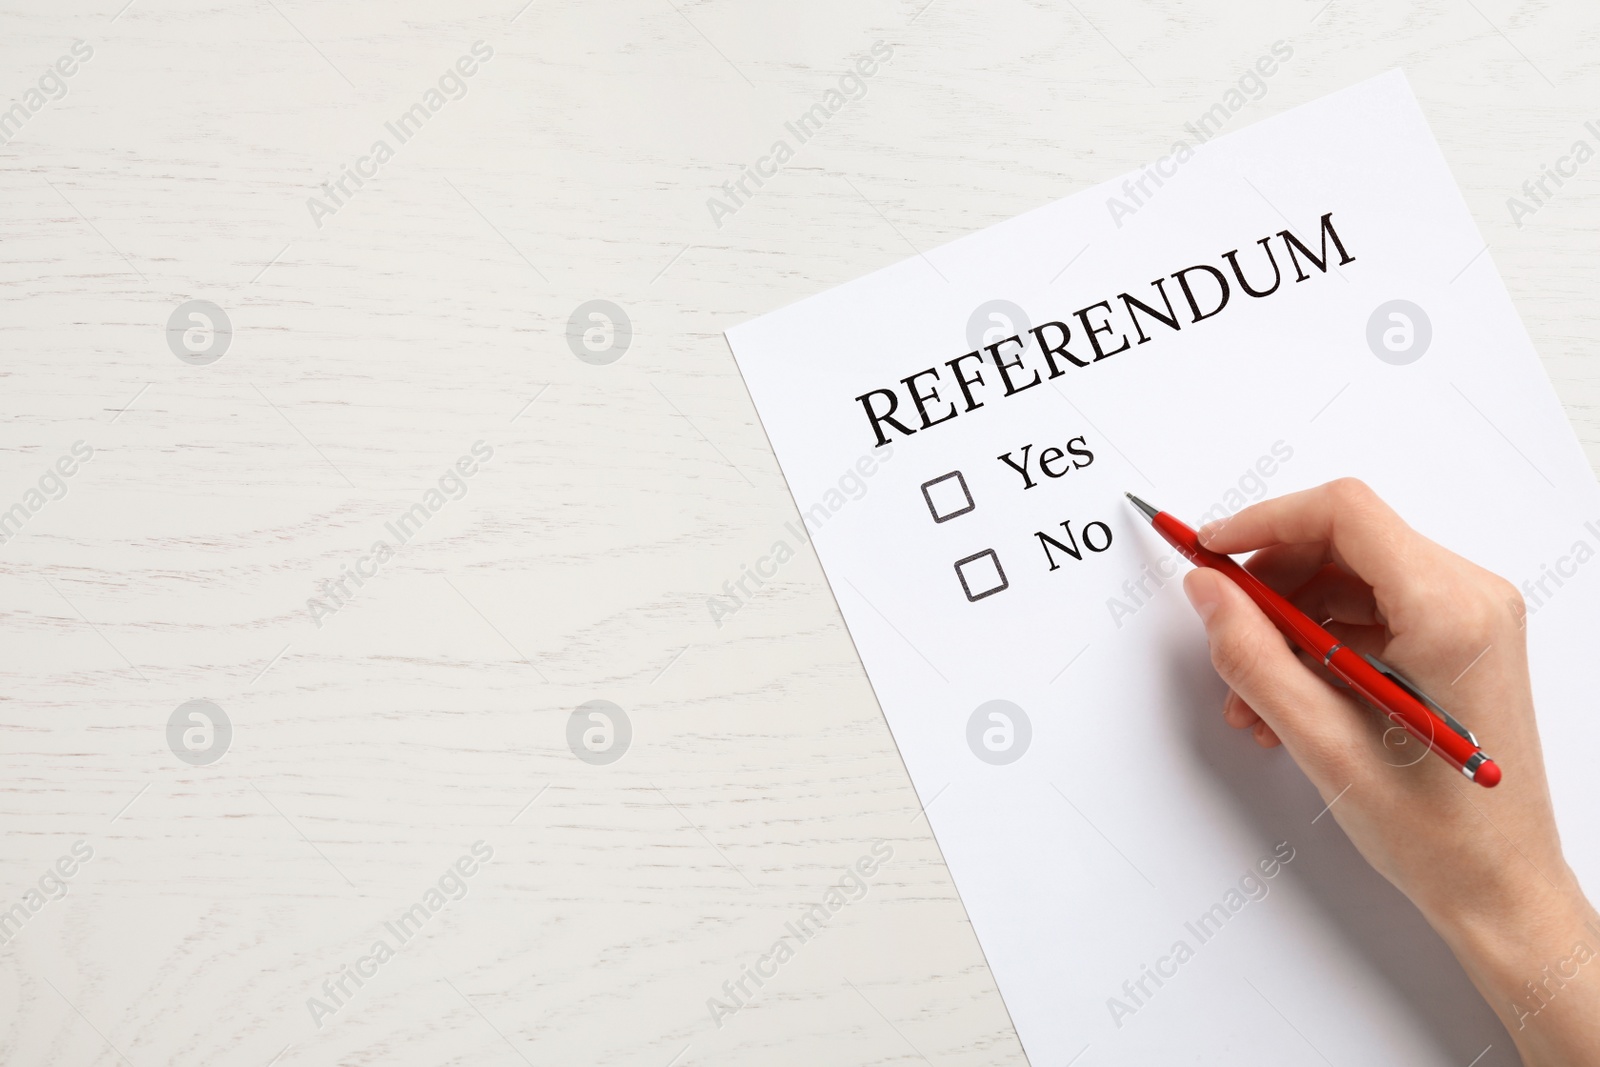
[1184, 572, 1220, 623]
[1196, 521, 1219, 546]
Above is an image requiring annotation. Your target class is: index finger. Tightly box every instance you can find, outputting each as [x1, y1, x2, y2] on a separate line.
[1196, 478, 1419, 595]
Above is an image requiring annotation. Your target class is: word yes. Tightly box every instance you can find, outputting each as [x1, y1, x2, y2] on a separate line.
[997, 436, 1094, 489]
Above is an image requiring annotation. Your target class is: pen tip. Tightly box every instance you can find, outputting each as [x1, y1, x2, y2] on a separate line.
[1124, 492, 1160, 523]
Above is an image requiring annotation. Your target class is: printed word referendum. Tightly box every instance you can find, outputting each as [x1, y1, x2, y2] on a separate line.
[853, 213, 1355, 448]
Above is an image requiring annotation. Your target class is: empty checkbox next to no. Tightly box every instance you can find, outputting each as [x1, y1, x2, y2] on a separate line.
[954, 548, 1008, 602]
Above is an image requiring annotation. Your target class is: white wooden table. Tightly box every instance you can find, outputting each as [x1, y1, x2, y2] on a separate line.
[2, 2, 1596, 1064]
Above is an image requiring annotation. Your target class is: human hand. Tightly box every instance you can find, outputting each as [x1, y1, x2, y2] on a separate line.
[1182, 478, 1599, 1065]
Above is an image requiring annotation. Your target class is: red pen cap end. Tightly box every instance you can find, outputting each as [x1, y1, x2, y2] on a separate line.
[1475, 760, 1502, 788]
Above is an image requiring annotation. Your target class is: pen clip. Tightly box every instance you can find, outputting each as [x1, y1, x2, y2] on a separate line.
[1360, 653, 1478, 746]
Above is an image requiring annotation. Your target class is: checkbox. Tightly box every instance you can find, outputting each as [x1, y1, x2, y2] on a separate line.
[922, 470, 975, 524]
[954, 549, 1009, 602]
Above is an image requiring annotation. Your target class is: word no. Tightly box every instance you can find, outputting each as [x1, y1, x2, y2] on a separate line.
[1036, 518, 1114, 571]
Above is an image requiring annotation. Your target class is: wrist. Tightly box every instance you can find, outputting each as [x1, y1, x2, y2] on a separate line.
[1429, 872, 1599, 1032]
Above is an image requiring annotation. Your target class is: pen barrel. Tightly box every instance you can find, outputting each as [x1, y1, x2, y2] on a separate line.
[1153, 513, 1337, 655]
[1326, 646, 1479, 772]
[1150, 509, 1484, 775]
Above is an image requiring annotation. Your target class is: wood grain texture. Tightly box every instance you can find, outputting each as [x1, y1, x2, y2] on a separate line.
[0, 1, 1596, 1064]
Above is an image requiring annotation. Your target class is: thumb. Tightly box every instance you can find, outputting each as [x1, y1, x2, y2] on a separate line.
[1183, 568, 1366, 785]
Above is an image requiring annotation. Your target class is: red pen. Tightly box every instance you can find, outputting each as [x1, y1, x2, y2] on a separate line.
[1126, 493, 1501, 788]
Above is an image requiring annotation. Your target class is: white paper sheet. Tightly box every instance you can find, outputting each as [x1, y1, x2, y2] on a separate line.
[725, 71, 1600, 1064]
